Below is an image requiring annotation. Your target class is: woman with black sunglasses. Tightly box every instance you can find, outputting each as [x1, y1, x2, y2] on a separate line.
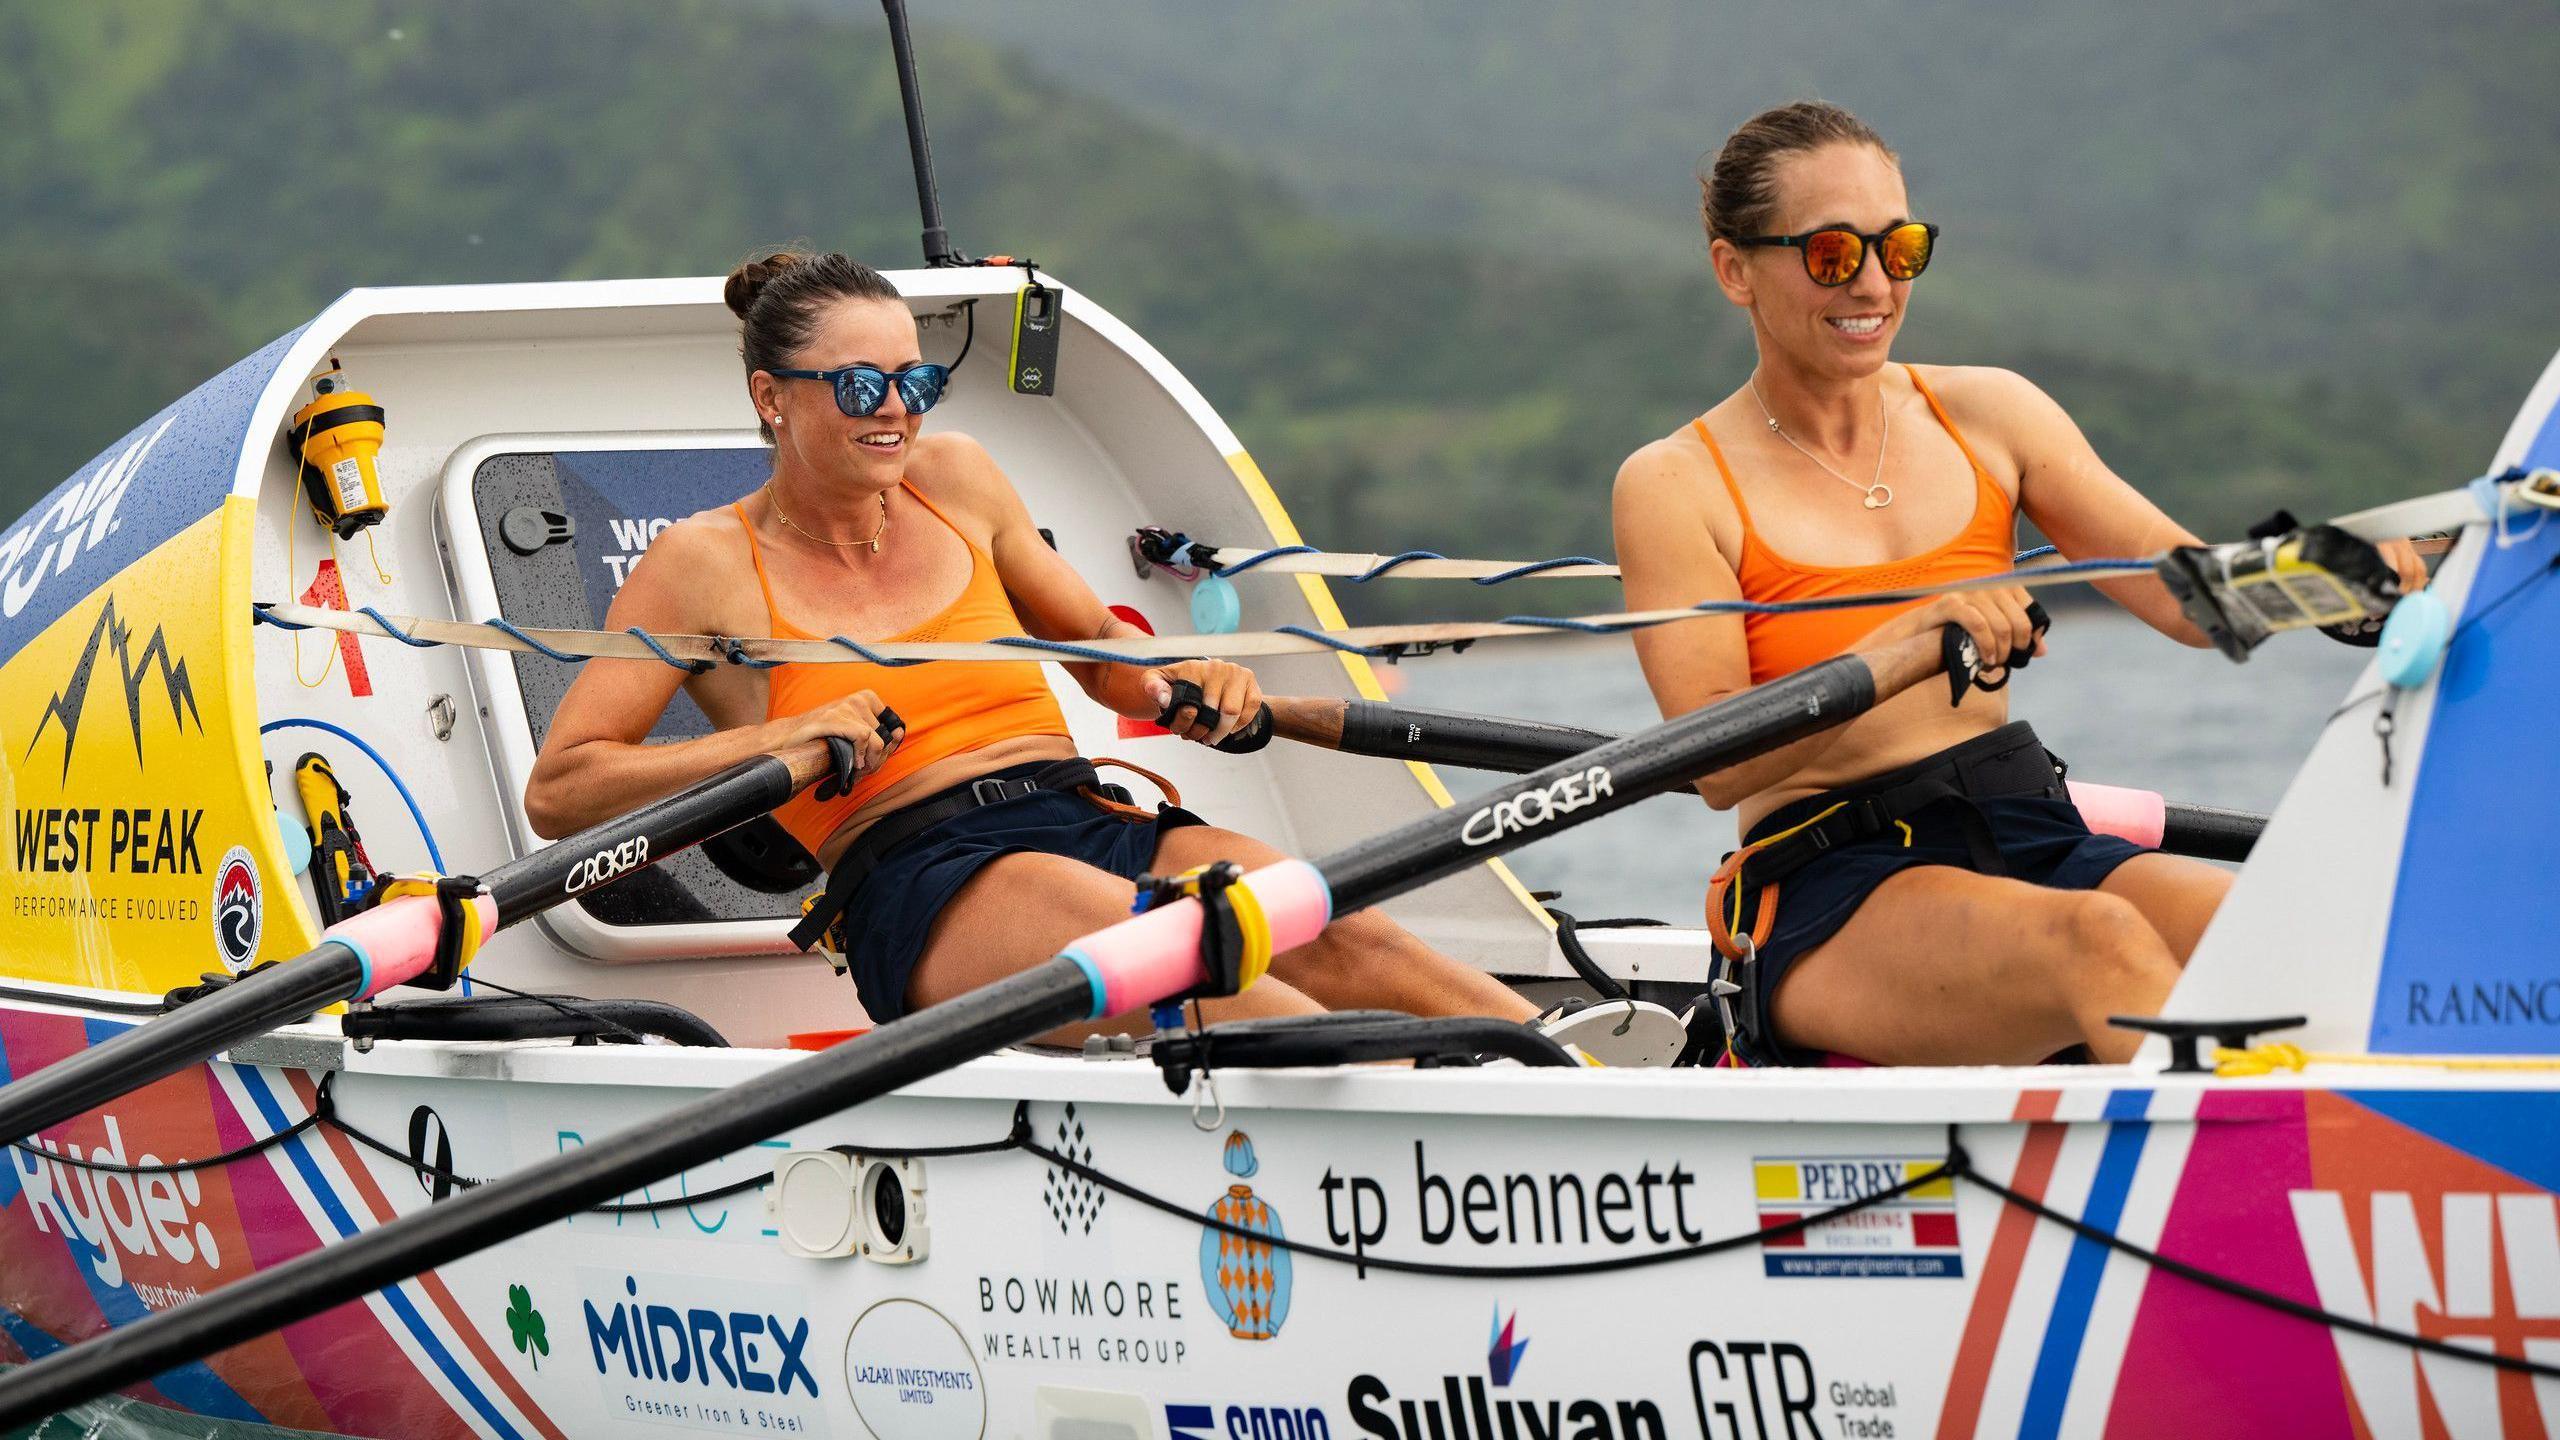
[525, 249, 1538, 1040]
[1612, 103, 2423, 1067]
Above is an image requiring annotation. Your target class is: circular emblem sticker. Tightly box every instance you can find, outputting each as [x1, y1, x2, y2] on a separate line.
[843, 1299, 984, 1440]
[212, 845, 263, 971]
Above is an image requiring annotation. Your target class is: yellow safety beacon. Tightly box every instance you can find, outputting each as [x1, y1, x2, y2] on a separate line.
[286, 361, 390, 538]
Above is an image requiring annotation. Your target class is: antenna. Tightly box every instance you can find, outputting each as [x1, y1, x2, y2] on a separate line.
[879, 0, 962, 267]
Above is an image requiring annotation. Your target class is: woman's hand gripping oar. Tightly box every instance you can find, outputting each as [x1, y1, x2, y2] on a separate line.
[0, 737, 860, 1150]
[0, 629, 1980, 1428]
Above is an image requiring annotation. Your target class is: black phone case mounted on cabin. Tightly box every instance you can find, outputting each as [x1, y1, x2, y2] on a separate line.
[1010, 282, 1060, 396]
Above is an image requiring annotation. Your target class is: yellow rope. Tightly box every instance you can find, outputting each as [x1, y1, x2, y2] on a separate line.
[2216, 1043, 2560, 1077]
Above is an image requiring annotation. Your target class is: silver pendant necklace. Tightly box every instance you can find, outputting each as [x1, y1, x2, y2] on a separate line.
[1748, 375, 1893, 510]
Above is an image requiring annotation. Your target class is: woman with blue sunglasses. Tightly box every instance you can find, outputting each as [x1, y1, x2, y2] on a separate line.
[525, 250, 1538, 1039]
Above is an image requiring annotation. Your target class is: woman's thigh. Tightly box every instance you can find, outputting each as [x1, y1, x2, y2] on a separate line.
[1769, 865, 2182, 1065]
[905, 845, 1323, 1041]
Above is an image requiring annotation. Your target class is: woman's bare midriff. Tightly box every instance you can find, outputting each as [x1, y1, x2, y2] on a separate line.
[1733, 679, 2011, 838]
[812, 732, 1083, 867]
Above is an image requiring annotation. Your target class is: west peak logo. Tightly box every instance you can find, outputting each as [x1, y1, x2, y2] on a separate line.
[22, 596, 201, 780]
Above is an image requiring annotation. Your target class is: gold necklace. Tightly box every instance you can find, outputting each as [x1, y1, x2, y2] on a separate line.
[1748, 374, 1894, 510]
[766, 482, 891, 553]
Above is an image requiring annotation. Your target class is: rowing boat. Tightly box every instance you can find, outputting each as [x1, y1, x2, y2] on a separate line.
[0, 254, 2554, 1438]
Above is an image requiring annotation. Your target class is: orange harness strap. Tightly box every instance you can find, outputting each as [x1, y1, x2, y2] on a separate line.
[1084, 756, 1183, 820]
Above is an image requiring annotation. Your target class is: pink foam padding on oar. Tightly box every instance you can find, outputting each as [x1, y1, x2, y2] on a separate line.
[333, 894, 501, 998]
[2067, 780, 2165, 849]
[1065, 860, 1332, 1018]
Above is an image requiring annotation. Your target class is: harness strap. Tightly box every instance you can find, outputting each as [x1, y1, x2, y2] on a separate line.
[788, 757, 1181, 958]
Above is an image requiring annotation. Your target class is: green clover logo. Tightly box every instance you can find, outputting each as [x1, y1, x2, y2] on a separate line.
[505, 1284, 548, 1370]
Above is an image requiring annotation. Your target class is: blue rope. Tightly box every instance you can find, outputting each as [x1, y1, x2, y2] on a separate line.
[481, 617, 584, 664]
[356, 606, 439, 648]
[717, 637, 786, 671]
[1213, 545, 1319, 578]
[2015, 544, 2059, 563]
[824, 635, 930, 667]
[625, 627, 713, 674]
[1474, 555, 1609, 584]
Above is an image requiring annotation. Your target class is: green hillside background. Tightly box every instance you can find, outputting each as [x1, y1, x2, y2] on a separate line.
[3, 0, 2546, 620]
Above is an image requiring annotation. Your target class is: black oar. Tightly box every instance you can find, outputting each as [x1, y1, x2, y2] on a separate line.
[1268, 695, 2267, 861]
[0, 742, 838, 1149]
[0, 629, 1970, 1427]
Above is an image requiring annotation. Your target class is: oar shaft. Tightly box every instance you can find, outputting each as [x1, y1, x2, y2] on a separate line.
[0, 744, 834, 1149]
[1303, 698, 2266, 862]
[0, 950, 364, 1149]
[0, 960, 1094, 1431]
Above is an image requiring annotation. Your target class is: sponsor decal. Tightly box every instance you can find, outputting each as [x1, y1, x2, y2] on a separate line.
[0, 418, 169, 623]
[1752, 1155, 1960, 1279]
[602, 515, 679, 589]
[505, 1284, 550, 1371]
[1689, 1341, 1895, 1440]
[1201, 1130, 1291, 1341]
[1459, 767, 1613, 848]
[20, 595, 200, 780]
[1319, 1141, 1703, 1273]
[1486, 1309, 1527, 1387]
[984, 1104, 1192, 1366]
[409, 1106, 457, 1202]
[14, 807, 204, 877]
[580, 1269, 825, 1434]
[8, 1115, 226, 1292]
[975, 1272, 1190, 1368]
[1349, 1307, 1668, 1440]
[1167, 1403, 1330, 1440]
[212, 845, 262, 971]
[842, 1299, 986, 1440]
[2296, 1186, 2560, 1436]
[1043, 1102, 1105, 1236]
[565, 834, 651, 896]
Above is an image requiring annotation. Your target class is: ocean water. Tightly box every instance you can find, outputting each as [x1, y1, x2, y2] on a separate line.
[1393, 605, 2374, 922]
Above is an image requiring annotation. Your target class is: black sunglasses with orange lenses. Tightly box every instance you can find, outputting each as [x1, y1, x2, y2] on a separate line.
[1733, 222, 1939, 287]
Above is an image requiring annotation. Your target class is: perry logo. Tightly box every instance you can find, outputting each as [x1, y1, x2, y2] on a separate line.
[212, 846, 262, 971]
[564, 834, 650, 895]
[0, 417, 170, 622]
[22, 596, 202, 781]
[1459, 767, 1613, 848]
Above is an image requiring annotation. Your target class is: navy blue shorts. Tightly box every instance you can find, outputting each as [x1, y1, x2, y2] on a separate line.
[838, 767, 1203, 1022]
[1737, 747, 2148, 1064]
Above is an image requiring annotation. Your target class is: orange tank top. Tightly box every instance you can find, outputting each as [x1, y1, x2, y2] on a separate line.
[737, 484, 1072, 853]
[1696, 366, 2017, 685]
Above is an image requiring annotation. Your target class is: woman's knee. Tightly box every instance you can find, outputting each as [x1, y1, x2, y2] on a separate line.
[2038, 889, 2178, 999]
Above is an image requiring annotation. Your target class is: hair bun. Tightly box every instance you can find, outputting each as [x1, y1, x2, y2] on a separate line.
[723, 250, 809, 320]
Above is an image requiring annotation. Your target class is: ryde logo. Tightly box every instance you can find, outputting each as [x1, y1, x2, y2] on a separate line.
[0, 418, 171, 621]
[1460, 767, 1613, 848]
[9, 1115, 225, 1290]
[22, 596, 202, 780]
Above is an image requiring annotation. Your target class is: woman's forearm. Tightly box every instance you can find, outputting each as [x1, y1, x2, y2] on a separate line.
[524, 715, 807, 838]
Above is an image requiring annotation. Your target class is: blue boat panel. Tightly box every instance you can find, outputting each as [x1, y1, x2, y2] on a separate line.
[2371, 386, 2560, 1052]
[0, 326, 306, 658]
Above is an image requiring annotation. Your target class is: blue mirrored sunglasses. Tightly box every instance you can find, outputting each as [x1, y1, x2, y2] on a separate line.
[766, 362, 952, 418]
